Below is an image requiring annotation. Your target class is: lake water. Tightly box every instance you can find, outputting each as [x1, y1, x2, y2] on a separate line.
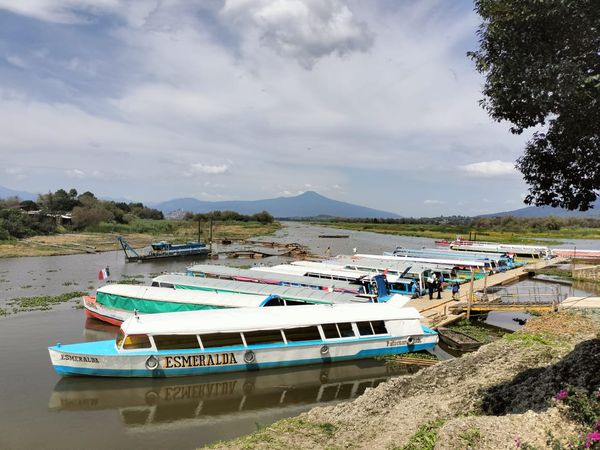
[0, 222, 597, 449]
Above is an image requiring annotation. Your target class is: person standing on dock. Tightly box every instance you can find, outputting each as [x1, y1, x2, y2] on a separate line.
[410, 279, 419, 298]
[452, 282, 460, 300]
[426, 274, 436, 300]
[436, 274, 445, 299]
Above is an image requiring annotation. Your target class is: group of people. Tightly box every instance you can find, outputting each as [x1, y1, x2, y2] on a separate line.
[409, 273, 460, 300]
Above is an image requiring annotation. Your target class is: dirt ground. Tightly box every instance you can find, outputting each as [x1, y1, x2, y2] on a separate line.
[207, 311, 600, 450]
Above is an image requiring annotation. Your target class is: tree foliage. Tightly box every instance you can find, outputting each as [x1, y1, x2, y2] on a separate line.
[186, 210, 274, 224]
[470, 0, 600, 210]
[0, 188, 165, 236]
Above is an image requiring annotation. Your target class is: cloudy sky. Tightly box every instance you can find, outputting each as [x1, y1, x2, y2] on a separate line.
[0, 0, 532, 216]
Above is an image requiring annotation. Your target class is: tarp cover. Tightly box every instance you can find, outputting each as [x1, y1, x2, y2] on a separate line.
[96, 291, 225, 314]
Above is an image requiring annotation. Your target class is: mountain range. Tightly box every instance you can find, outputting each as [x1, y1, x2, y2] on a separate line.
[155, 191, 401, 218]
[2, 184, 599, 218]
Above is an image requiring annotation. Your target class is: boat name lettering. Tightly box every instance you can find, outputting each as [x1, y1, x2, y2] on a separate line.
[60, 354, 100, 363]
[163, 381, 237, 400]
[163, 353, 238, 369]
[386, 337, 422, 347]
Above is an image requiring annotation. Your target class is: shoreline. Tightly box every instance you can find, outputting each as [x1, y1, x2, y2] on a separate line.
[205, 310, 600, 449]
[0, 222, 281, 258]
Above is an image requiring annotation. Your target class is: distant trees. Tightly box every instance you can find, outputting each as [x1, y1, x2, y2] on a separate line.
[315, 215, 600, 232]
[0, 209, 56, 239]
[184, 210, 274, 224]
[0, 188, 165, 239]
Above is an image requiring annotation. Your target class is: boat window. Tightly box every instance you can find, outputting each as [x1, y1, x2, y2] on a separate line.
[371, 321, 388, 335]
[200, 333, 244, 349]
[160, 282, 175, 289]
[337, 322, 355, 337]
[153, 334, 200, 350]
[321, 323, 340, 339]
[116, 330, 125, 348]
[151, 281, 159, 287]
[263, 297, 285, 306]
[357, 321, 374, 336]
[123, 334, 152, 349]
[243, 330, 284, 346]
[285, 299, 312, 306]
[284, 326, 322, 342]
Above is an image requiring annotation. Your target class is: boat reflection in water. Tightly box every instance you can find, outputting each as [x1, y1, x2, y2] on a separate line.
[49, 359, 420, 431]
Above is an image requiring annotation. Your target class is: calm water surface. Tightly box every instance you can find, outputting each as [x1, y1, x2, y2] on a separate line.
[0, 222, 597, 449]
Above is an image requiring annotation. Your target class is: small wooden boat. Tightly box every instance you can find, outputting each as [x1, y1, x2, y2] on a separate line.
[436, 327, 482, 352]
[49, 303, 439, 377]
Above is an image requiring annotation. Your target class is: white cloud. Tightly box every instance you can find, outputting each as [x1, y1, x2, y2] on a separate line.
[186, 164, 229, 176]
[221, 0, 374, 69]
[66, 168, 85, 178]
[461, 160, 517, 177]
[424, 199, 444, 205]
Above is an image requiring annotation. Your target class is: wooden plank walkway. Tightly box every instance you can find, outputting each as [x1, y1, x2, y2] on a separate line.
[408, 256, 569, 327]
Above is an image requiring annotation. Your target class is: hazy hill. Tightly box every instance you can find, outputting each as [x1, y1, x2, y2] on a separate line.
[0, 185, 37, 201]
[156, 191, 401, 218]
[484, 200, 600, 218]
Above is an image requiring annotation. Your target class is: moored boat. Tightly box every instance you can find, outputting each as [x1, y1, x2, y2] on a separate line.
[436, 327, 482, 352]
[49, 303, 438, 377]
[83, 285, 282, 326]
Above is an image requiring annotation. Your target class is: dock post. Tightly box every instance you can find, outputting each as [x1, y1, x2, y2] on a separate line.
[467, 270, 474, 320]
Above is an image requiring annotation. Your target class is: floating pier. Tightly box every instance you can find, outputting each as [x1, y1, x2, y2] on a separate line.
[408, 256, 569, 327]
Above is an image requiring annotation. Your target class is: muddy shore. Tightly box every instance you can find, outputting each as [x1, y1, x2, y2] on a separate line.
[207, 311, 600, 449]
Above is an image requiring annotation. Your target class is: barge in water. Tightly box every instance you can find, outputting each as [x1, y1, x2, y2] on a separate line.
[117, 236, 209, 262]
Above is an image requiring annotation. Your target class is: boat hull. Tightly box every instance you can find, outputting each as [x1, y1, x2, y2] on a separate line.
[49, 331, 438, 378]
[83, 296, 131, 326]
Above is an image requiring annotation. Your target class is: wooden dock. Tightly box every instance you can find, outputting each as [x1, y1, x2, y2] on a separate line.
[408, 256, 569, 327]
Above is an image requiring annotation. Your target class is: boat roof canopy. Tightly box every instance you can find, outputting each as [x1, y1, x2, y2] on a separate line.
[121, 303, 422, 336]
[152, 274, 369, 304]
[97, 284, 269, 307]
[186, 264, 360, 291]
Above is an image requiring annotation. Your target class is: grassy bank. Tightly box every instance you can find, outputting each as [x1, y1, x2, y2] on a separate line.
[206, 310, 600, 449]
[0, 220, 281, 258]
[313, 221, 600, 245]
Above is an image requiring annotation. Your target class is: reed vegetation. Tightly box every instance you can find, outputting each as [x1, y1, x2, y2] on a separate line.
[312, 216, 600, 244]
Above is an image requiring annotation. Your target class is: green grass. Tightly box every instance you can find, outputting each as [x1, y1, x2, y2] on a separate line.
[314, 221, 600, 244]
[458, 427, 482, 448]
[397, 419, 446, 450]
[205, 417, 338, 449]
[503, 331, 567, 349]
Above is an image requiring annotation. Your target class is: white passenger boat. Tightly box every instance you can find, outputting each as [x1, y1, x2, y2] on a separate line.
[49, 303, 438, 377]
[186, 264, 365, 294]
[447, 239, 549, 258]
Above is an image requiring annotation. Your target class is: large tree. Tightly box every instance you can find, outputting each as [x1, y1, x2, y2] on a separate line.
[470, 0, 600, 210]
